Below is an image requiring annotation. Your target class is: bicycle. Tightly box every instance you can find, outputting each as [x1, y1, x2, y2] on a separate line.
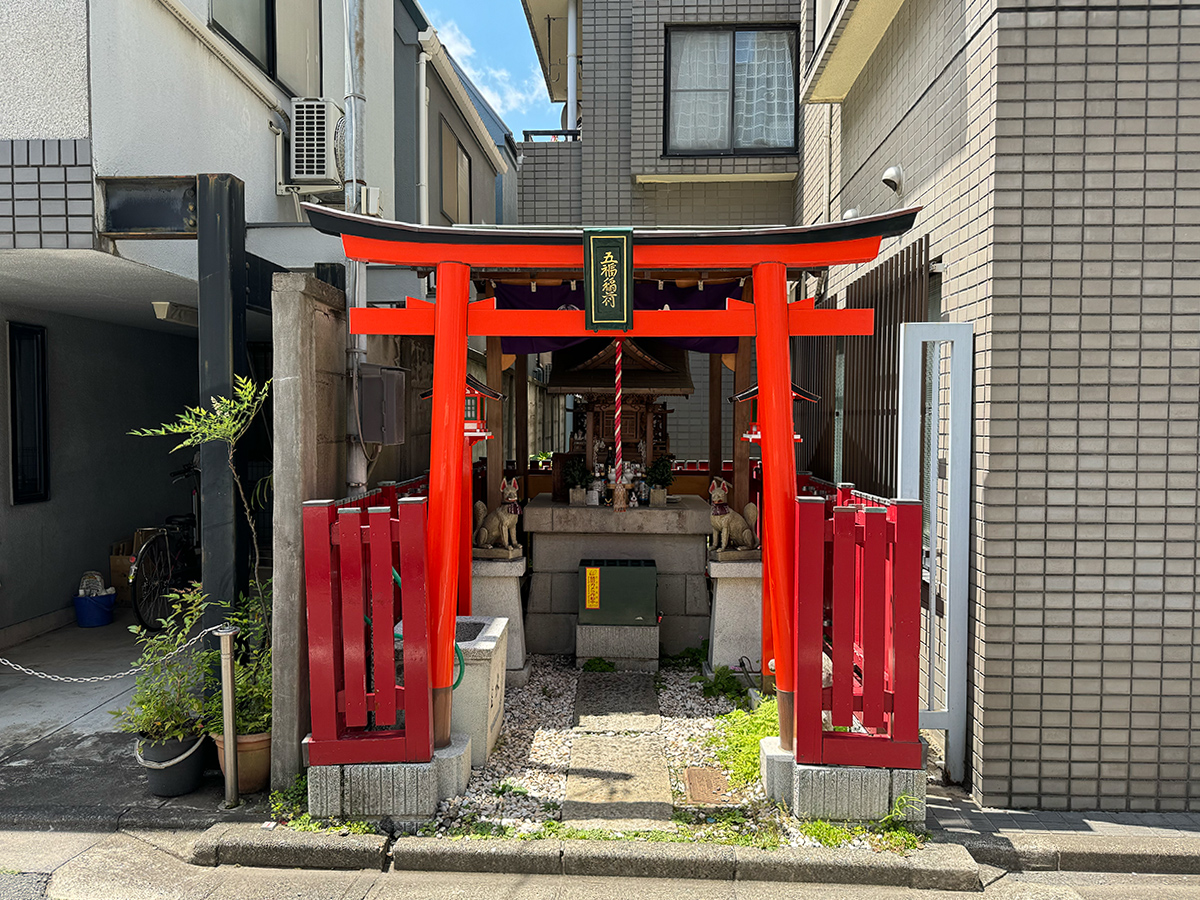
[129, 463, 201, 631]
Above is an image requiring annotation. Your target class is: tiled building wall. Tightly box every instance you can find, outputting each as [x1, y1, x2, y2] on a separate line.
[980, 4, 1200, 812]
[635, 180, 794, 226]
[0, 139, 94, 249]
[812, 0, 1001, 803]
[517, 142, 582, 226]
[582, 0, 634, 224]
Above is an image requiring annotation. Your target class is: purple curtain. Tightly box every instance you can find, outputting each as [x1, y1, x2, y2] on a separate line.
[495, 281, 742, 355]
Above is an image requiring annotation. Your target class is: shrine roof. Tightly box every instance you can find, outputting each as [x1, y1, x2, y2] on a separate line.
[303, 204, 921, 258]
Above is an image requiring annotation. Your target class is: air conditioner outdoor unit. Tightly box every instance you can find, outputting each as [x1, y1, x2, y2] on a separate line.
[290, 97, 343, 185]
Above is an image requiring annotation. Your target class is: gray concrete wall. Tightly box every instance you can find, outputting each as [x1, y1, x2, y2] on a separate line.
[0, 303, 198, 635]
[517, 142, 582, 225]
[270, 273, 347, 789]
[0, 0, 90, 141]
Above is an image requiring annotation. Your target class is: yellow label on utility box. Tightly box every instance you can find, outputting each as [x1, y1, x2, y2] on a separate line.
[585, 567, 601, 609]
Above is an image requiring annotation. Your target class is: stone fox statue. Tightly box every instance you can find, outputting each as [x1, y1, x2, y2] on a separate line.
[709, 478, 758, 551]
[473, 478, 522, 549]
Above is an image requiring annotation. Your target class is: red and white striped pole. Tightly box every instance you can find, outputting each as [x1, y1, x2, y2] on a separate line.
[614, 338, 623, 483]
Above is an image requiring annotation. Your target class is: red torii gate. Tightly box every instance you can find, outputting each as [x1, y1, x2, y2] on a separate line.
[304, 203, 920, 751]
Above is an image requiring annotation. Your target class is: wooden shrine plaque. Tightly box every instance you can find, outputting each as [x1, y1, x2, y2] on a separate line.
[584, 228, 633, 331]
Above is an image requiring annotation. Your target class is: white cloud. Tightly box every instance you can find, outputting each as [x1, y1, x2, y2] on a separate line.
[433, 18, 552, 117]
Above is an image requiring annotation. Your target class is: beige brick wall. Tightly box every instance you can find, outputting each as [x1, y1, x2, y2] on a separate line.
[818, 0, 1200, 811]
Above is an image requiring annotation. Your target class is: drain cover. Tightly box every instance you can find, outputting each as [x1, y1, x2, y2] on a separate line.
[684, 766, 731, 804]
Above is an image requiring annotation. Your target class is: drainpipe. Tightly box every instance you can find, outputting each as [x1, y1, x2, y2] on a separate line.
[417, 44, 430, 224]
[566, 0, 578, 134]
[344, 0, 369, 492]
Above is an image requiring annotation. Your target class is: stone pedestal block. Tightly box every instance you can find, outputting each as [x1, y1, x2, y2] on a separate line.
[790, 762, 927, 822]
[451, 616, 508, 766]
[707, 560, 762, 670]
[576, 624, 660, 672]
[470, 557, 527, 676]
[759, 736, 794, 804]
[307, 735, 472, 822]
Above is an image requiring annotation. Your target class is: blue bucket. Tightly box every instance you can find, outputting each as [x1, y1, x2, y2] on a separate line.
[74, 593, 116, 628]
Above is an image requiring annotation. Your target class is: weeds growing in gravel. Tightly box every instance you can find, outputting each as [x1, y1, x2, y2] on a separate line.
[692, 665, 751, 709]
[581, 657, 616, 672]
[706, 698, 779, 786]
[268, 773, 374, 835]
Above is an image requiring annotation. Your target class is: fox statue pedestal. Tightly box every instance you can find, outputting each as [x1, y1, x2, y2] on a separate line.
[470, 557, 530, 687]
[707, 559, 763, 671]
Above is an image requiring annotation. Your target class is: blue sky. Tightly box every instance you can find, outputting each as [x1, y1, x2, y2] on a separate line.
[424, 0, 562, 139]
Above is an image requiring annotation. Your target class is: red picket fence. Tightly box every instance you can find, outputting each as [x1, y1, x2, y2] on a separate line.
[302, 486, 434, 765]
[793, 493, 923, 769]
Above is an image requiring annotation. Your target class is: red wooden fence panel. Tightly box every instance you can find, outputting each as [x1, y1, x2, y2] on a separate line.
[303, 490, 434, 765]
[793, 490, 922, 769]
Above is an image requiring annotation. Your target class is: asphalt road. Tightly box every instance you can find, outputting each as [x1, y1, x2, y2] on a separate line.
[6, 829, 1200, 900]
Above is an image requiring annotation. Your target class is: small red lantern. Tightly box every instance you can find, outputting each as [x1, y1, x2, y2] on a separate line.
[730, 381, 819, 444]
[421, 373, 505, 445]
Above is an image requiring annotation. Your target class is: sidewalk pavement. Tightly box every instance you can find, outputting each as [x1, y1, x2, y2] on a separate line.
[3, 615, 1200, 887]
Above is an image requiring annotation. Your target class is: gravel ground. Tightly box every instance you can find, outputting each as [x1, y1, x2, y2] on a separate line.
[422, 655, 881, 849]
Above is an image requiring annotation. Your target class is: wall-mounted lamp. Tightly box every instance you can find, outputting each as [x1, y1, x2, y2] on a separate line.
[842, 208, 860, 220]
[882, 165, 904, 194]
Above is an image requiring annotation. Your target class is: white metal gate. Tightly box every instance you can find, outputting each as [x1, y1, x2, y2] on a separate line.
[896, 322, 972, 784]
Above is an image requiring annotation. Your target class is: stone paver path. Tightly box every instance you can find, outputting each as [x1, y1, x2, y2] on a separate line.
[927, 786, 1200, 838]
[572, 672, 660, 732]
[563, 673, 673, 830]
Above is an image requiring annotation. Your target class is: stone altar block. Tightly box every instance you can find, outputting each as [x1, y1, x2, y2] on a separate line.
[470, 557, 528, 686]
[707, 559, 762, 670]
[523, 494, 711, 656]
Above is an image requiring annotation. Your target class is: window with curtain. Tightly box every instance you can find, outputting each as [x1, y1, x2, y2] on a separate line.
[666, 27, 797, 155]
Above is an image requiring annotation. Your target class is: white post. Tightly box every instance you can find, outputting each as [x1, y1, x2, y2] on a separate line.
[343, 0, 368, 491]
[898, 322, 972, 786]
[566, 0, 578, 134]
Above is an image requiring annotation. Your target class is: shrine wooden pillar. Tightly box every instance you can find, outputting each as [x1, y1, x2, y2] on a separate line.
[486, 335, 503, 510]
[752, 261, 796, 752]
[733, 281, 753, 511]
[428, 261, 470, 747]
[515, 354, 529, 488]
[708, 354, 723, 477]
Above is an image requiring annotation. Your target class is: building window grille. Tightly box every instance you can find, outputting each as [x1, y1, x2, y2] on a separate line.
[665, 27, 797, 156]
[8, 322, 49, 505]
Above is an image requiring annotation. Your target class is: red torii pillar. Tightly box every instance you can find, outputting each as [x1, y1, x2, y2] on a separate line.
[428, 261, 470, 746]
[752, 261, 797, 751]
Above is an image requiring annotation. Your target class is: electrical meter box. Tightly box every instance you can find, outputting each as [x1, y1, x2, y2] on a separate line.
[577, 559, 657, 626]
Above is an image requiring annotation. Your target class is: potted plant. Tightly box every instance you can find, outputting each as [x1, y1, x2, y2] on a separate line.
[200, 586, 273, 794]
[564, 456, 591, 506]
[645, 454, 676, 507]
[111, 587, 209, 797]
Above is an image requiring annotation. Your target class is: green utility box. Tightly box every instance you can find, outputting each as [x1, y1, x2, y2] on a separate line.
[578, 559, 657, 626]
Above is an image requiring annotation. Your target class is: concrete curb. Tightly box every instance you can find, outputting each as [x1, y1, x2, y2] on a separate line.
[192, 827, 982, 889]
[938, 832, 1200, 875]
[191, 822, 389, 870]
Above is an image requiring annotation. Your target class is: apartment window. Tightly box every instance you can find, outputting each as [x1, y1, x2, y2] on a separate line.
[441, 120, 472, 223]
[211, 0, 321, 96]
[665, 27, 798, 156]
[9, 323, 49, 504]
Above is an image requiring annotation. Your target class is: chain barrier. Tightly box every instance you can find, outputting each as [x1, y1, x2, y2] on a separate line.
[0, 625, 223, 684]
